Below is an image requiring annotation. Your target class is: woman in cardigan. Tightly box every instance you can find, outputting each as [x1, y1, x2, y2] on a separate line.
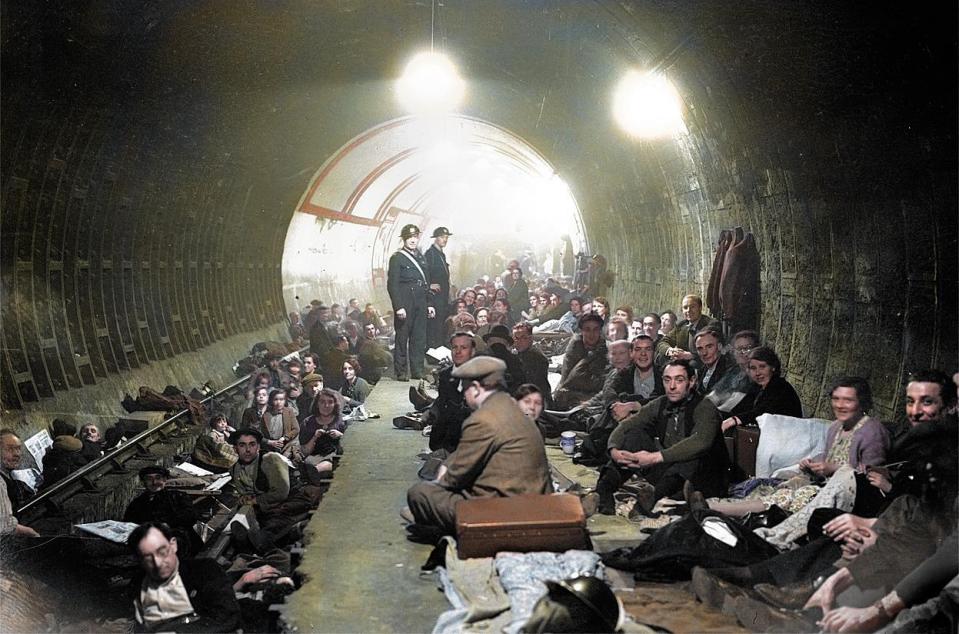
[722, 346, 803, 432]
[339, 357, 371, 415]
[752, 376, 890, 548]
[255, 389, 299, 458]
[299, 389, 346, 480]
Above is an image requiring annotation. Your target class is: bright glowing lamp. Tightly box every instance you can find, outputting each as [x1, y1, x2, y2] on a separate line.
[396, 51, 466, 114]
[613, 71, 687, 138]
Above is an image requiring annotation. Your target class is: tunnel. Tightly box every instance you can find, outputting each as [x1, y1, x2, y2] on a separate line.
[3, 1, 955, 436]
[1, 1, 957, 629]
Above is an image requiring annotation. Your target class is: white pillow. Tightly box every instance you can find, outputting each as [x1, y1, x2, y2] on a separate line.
[755, 414, 831, 478]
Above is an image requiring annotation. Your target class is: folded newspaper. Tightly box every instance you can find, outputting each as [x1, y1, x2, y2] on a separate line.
[76, 520, 140, 544]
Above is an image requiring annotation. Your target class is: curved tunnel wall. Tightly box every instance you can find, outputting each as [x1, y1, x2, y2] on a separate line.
[1, 1, 956, 437]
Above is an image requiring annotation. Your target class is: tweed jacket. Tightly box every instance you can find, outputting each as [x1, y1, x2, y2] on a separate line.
[438, 391, 551, 498]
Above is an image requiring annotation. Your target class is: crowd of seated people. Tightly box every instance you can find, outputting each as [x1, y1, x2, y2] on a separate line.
[0, 294, 391, 632]
[2, 261, 956, 633]
[381, 252, 957, 633]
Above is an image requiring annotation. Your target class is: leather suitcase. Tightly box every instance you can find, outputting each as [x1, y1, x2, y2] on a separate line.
[455, 493, 591, 559]
[734, 425, 760, 478]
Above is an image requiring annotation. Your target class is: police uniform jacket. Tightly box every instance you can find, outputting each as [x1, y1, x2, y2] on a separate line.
[424, 244, 450, 310]
[387, 248, 429, 313]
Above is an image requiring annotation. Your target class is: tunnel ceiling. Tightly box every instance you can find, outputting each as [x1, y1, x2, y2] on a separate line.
[1, 1, 956, 420]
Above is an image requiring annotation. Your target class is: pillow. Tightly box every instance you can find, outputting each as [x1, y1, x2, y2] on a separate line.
[755, 414, 831, 478]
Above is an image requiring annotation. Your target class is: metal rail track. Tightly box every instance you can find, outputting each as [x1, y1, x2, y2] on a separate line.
[17, 347, 306, 518]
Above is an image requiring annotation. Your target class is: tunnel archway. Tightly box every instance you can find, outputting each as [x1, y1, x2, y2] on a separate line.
[282, 115, 588, 315]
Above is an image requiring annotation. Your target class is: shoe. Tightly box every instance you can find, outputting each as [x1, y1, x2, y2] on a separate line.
[690, 566, 753, 614]
[121, 394, 138, 413]
[754, 581, 816, 610]
[409, 386, 433, 410]
[393, 414, 424, 430]
[683, 481, 708, 513]
[733, 595, 820, 632]
[630, 483, 659, 517]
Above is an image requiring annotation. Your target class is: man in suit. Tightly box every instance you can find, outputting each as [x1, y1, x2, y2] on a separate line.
[657, 294, 719, 362]
[128, 521, 240, 632]
[512, 322, 551, 408]
[481, 324, 527, 394]
[693, 327, 735, 395]
[124, 466, 202, 557]
[405, 357, 551, 535]
[424, 226, 453, 348]
[387, 224, 434, 380]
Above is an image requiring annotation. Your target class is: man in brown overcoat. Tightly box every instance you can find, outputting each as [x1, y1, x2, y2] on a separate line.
[405, 357, 551, 534]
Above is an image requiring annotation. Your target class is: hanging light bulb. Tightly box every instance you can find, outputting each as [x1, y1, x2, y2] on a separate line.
[613, 70, 687, 138]
[396, 51, 466, 114]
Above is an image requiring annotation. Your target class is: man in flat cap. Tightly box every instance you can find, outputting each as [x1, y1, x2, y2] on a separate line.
[124, 465, 202, 556]
[425, 226, 453, 348]
[387, 224, 433, 380]
[405, 356, 551, 535]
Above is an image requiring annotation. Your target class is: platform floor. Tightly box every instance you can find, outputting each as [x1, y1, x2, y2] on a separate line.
[284, 377, 745, 633]
[285, 378, 445, 633]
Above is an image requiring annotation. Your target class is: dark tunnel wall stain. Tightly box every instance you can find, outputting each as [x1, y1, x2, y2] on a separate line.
[1, 1, 956, 432]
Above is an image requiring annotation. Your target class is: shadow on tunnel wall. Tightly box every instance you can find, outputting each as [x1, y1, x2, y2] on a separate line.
[1, 1, 956, 433]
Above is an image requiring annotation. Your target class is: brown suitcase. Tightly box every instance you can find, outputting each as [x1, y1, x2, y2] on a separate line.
[734, 425, 760, 478]
[455, 493, 591, 559]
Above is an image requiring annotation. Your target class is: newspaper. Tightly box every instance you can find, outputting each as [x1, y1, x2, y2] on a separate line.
[175, 462, 215, 477]
[203, 474, 232, 492]
[76, 520, 140, 544]
[426, 346, 452, 363]
[23, 430, 52, 471]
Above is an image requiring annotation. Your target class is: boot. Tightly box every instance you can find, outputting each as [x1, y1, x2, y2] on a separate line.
[754, 580, 817, 610]
[683, 480, 708, 513]
[690, 566, 752, 614]
[628, 482, 659, 518]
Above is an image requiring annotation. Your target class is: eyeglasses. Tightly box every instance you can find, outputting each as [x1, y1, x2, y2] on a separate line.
[734, 347, 754, 355]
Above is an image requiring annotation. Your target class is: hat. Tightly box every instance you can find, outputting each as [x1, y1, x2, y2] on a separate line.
[400, 224, 421, 239]
[431, 226, 453, 238]
[482, 324, 513, 345]
[540, 577, 624, 632]
[302, 372, 323, 386]
[138, 465, 171, 479]
[451, 356, 507, 383]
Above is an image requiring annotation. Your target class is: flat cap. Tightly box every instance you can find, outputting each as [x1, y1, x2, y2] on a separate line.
[451, 356, 507, 382]
[301, 372, 323, 386]
[138, 465, 171, 479]
[482, 324, 513, 345]
[431, 226, 453, 238]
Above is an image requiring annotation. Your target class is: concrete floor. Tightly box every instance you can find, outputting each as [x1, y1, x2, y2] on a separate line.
[284, 377, 745, 633]
[284, 378, 446, 633]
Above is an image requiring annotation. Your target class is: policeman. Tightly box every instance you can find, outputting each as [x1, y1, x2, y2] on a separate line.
[387, 224, 433, 380]
[424, 226, 453, 348]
